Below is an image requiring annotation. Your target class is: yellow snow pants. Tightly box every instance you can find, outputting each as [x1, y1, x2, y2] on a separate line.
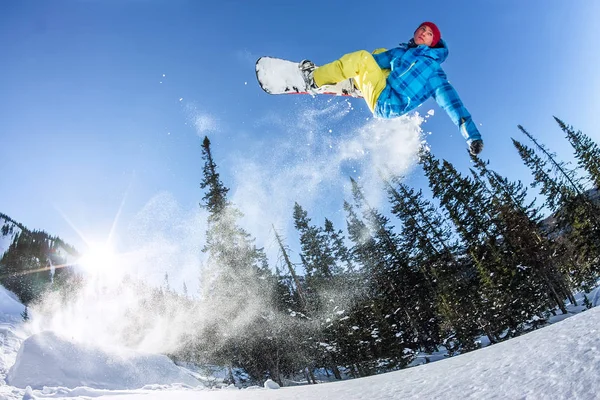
[313, 50, 390, 113]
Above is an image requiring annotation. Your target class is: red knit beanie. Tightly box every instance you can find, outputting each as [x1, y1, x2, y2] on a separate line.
[416, 22, 441, 47]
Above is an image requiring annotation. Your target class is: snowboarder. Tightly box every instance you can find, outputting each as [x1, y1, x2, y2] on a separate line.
[300, 22, 484, 156]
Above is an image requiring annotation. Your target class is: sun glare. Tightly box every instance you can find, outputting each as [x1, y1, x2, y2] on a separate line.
[78, 242, 118, 274]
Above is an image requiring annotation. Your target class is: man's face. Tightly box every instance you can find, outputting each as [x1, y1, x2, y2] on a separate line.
[414, 25, 434, 46]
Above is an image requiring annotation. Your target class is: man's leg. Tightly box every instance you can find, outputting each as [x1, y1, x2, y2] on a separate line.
[313, 50, 389, 113]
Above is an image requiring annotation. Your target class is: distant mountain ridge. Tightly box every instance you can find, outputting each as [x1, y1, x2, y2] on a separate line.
[0, 212, 80, 304]
[0, 213, 25, 258]
[0, 212, 78, 259]
[540, 187, 600, 233]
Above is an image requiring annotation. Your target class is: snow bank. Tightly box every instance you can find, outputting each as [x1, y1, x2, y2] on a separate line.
[263, 379, 280, 389]
[0, 286, 25, 322]
[7, 331, 200, 389]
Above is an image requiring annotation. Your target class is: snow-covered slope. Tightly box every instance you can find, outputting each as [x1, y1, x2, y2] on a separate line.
[7, 331, 200, 389]
[0, 283, 203, 397]
[0, 283, 598, 399]
[65, 306, 600, 400]
[0, 286, 27, 382]
[0, 214, 21, 259]
[0, 286, 25, 323]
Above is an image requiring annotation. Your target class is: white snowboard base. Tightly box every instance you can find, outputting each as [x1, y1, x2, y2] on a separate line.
[256, 56, 363, 98]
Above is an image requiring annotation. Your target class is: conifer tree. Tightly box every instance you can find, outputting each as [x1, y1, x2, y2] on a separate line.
[272, 226, 306, 311]
[513, 137, 600, 288]
[292, 203, 357, 376]
[0, 231, 55, 304]
[293, 203, 332, 314]
[199, 137, 268, 282]
[512, 139, 571, 211]
[554, 117, 600, 190]
[21, 306, 29, 322]
[385, 177, 482, 352]
[517, 125, 600, 224]
[197, 136, 275, 381]
[469, 156, 571, 314]
[345, 178, 431, 366]
[518, 125, 584, 193]
[200, 136, 230, 217]
[420, 150, 545, 341]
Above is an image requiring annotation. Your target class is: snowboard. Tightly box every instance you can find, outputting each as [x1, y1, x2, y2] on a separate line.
[255, 57, 363, 98]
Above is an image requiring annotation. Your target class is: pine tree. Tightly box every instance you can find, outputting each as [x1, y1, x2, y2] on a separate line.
[196, 135, 276, 382]
[200, 136, 230, 217]
[293, 204, 340, 281]
[199, 137, 269, 288]
[513, 136, 600, 288]
[293, 203, 330, 314]
[554, 117, 600, 190]
[164, 272, 170, 292]
[323, 218, 354, 273]
[0, 231, 55, 305]
[385, 177, 482, 353]
[272, 226, 306, 311]
[469, 156, 571, 314]
[517, 124, 600, 225]
[420, 150, 542, 341]
[292, 203, 359, 377]
[517, 125, 584, 195]
[343, 199, 409, 373]
[21, 306, 29, 322]
[344, 178, 431, 368]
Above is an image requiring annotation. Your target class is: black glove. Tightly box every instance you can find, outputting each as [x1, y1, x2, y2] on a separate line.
[469, 139, 484, 156]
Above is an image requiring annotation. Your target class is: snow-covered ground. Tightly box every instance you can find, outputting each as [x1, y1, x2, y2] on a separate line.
[7, 331, 199, 389]
[0, 284, 598, 400]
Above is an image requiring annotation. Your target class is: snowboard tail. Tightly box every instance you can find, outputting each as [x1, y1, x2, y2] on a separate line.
[255, 57, 363, 98]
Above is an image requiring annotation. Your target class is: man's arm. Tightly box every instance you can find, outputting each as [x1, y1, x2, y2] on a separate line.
[430, 72, 482, 143]
[372, 47, 407, 70]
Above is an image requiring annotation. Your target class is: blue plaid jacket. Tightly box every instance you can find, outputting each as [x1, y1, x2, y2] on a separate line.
[372, 39, 481, 143]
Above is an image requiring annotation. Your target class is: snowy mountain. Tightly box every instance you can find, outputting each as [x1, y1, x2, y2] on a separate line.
[0, 213, 22, 259]
[0, 212, 78, 264]
[0, 281, 597, 399]
[0, 212, 79, 306]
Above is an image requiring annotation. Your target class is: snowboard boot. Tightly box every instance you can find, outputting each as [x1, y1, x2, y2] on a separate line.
[469, 139, 484, 156]
[299, 60, 319, 92]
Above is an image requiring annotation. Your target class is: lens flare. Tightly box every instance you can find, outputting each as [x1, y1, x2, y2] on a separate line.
[77, 242, 117, 274]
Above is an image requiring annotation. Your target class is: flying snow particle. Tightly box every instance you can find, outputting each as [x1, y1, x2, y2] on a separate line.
[162, 74, 166, 77]
[193, 114, 218, 135]
[179, 98, 183, 102]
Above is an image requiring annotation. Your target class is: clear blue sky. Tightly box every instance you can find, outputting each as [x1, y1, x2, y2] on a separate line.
[1, 1, 599, 272]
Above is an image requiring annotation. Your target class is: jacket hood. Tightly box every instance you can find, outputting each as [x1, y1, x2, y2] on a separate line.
[405, 38, 449, 63]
